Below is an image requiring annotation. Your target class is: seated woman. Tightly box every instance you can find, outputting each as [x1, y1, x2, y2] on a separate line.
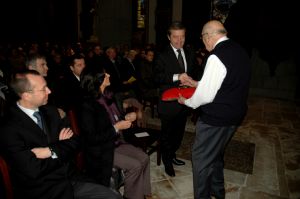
[79, 72, 152, 199]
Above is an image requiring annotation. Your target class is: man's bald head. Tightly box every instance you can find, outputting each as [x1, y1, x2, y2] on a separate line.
[202, 20, 227, 37]
[201, 20, 228, 51]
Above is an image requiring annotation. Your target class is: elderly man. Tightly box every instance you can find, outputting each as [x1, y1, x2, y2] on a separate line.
[178, 20, 251, 199]
[0, 70, 121, 199]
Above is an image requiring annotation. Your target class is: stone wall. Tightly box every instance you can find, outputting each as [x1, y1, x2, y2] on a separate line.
[249, 49, 298, 100]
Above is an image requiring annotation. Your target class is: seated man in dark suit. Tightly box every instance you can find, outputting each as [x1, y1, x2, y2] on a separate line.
[0, 70, 121, 199]
[55, 54, 86, 115]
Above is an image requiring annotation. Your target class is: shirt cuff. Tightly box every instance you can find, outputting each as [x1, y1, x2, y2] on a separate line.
[49, 147, 58, 159]
[173, 74, 179, 82]
[113, 125, 119, 133]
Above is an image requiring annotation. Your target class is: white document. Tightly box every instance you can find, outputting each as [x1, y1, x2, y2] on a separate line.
[135, 132, 150, 137]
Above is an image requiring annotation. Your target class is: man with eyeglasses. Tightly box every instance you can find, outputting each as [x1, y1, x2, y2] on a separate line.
[178, 20, 251, 199]
[0, 70, 121, 199]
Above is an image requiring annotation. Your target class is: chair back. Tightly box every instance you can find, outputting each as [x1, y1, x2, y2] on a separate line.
[0, 155, 13, 199]
[67, 110, 84, 171]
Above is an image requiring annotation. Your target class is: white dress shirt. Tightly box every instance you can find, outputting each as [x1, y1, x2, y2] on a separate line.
[170, 44, 187, 81]
[184, 37, 228, 109]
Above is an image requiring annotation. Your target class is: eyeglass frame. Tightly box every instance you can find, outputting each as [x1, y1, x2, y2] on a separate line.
[200, 33, 209, 40]
[25, 86, 49, 93]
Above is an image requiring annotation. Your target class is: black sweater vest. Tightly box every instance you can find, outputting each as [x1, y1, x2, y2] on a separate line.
[200, 39, 251, 126]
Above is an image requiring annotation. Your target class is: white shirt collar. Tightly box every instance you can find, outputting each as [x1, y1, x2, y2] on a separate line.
[73, 73, 80, 81]
[214, 36, 229, 48]
[17, 102, 39, 123]
[170, 44, 182, 54]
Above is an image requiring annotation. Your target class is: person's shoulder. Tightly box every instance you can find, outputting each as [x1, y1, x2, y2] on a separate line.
[0, 105, 22, 132]
[39, 105, 61, 118]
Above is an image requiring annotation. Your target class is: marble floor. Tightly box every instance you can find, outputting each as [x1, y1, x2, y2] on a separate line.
[143, 96, 300, 199]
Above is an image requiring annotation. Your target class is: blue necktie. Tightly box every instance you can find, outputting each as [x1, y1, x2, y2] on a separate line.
[33, 111, 44, 130]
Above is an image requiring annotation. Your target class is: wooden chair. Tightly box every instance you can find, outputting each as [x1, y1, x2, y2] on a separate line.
[0, 155, 13, 199]
[67, 110, 84, 171]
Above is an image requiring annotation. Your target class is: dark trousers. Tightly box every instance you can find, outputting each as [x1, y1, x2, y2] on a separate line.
[192, 119, 236, 199]
[160, 111, 187, 166]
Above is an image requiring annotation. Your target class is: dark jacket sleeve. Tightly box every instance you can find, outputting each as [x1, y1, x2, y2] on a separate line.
[79, 99, 116, 147]
[0, 105, 79, 180]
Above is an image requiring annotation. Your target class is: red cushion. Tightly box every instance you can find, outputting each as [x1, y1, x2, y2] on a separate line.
[162, 87, 196, 101]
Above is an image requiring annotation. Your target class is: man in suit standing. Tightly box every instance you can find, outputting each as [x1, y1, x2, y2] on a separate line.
[0, 70, 121, 199]
[154, 21, 197, 177]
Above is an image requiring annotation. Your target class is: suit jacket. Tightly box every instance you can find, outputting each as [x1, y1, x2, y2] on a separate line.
[0, 104, 79, 199]
[154, 45, 197, 116]
[56, 70, 84, 113]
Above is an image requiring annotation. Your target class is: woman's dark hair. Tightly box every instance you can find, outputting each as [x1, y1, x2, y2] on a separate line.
[80, 72, 106, 99]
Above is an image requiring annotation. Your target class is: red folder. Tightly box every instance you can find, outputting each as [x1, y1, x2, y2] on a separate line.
[162, 87, 196, 101]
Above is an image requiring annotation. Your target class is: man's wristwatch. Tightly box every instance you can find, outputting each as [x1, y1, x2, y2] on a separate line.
[49, 147, 58, 159]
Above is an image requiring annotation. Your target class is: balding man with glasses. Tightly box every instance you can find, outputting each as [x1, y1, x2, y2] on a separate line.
[178, 20, 251, 199]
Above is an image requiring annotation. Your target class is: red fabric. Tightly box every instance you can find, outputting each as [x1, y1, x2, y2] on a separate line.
[162, 87, 196, 101]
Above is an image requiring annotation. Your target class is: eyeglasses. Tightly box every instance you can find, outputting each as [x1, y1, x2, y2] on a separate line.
[200, 33, 208, 40]
[26, 87, 49, 93]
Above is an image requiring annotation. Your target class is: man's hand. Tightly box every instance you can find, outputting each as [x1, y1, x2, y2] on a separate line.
[59, 128, 74, 140]
[179, 73, 194, 87]
[183, 78, 198, 88]
[31, 147, 51, 159]
[57, 108, 66, 118]
[178, 94, 187, 105]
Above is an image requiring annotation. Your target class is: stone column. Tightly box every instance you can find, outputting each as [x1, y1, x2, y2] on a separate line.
[172, 0, 182, 21]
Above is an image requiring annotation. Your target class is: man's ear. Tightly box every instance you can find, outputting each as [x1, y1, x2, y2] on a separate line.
[70, 65, 74, 72]
[167, 35, 170, 41]
[22, 92, 30, 100]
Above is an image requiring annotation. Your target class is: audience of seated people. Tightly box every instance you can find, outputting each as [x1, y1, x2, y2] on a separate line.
[0, 70, 121, 199]
[79, 72, 152, 199]
[0, 41, 202, 199]
[119, 49, 140, 97]
[100, 46, 123, 93]
[137, 48, 159, 101]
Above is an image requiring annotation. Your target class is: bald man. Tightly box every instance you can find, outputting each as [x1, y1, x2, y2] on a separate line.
[178, 20, 251, 198]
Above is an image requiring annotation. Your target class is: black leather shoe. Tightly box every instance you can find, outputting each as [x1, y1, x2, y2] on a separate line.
[172, 158, 185, 166]
[164, 164, 175, 177]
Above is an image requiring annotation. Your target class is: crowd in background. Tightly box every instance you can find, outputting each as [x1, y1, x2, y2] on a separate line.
[0, 41, 207, 117]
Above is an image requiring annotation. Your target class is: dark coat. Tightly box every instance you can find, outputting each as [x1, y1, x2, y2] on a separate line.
[79, 98, 116, 186]
[0, 104, 79, 199]
[154, 45, 197, 116]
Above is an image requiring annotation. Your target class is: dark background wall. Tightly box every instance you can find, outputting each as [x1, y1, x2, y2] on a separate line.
[0, 0, 78, 44]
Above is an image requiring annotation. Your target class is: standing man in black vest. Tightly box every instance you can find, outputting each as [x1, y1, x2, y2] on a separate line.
[154, 21, 197, 177]
[178, 20, 251, 199]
